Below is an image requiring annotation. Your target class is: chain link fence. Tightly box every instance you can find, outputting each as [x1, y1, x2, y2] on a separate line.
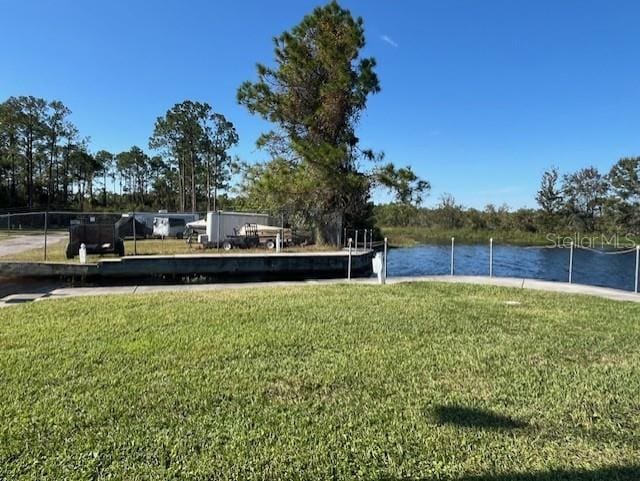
[0, 208, 315, 262]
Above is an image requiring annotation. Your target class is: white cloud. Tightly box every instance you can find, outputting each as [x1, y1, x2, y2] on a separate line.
[380, 35, 399, 48]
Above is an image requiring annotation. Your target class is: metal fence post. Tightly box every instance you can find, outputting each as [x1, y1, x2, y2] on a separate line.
[132, 211, 137, 256]
[450, 237, 455, 276]
[347, 238, 352, 281]
[7, 212, 10, 236]
[355, 229, 358, 253]
[383, 237, 388, 284]
[44, 211, 48, 261]
[635, 245, 639, 294]
[343, 227, 347, 247]
[363, 229, 367, 251]
[489, 238, 493, 277]
[568, 241, 574, 284]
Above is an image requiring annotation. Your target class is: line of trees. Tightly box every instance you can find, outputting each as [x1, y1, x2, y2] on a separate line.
[150, 101, 238, 213]
[535, 160, 640, 233]
[0, 96, 97, 209]
[375, 158, 640, 235]
[0, 96, 238, 213]
[374, 196, 542, 234]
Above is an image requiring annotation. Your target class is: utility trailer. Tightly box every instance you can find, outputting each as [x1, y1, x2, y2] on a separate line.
[221, 224, 260, 250]
[66, 224, 125, 259]
[237, 223, 293, 249]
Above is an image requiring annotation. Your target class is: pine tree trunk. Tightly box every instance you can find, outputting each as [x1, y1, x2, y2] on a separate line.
[190, 149, 196, 213]
[314, 211, 343, 246]
[179, 156, 185, 212]
[48, 136, 56, 208]
[213, 154, 217, 212]
[26, 129, 33, 208]
[206, 157, 211, 212]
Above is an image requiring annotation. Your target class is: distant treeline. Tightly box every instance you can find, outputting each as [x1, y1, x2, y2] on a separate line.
[375, 158, 640, 235]
[374, 201, 541, 234]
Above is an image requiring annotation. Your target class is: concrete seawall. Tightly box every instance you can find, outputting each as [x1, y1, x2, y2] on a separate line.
[0, 250, 374, 281]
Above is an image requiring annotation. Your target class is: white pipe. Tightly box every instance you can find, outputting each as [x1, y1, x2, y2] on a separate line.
[347, 238, 352, 281]
[383, 237, 388, 284]
[489, 238, 493, 277]
[635, 245, 639, 294]
[569, 241, 574, 284]
[451, 237, 455, 276]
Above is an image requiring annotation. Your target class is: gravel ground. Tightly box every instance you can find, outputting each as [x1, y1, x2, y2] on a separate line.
[0, 233, 66, 257]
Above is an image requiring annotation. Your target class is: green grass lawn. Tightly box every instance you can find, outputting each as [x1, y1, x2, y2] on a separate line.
[1, 282, 639, 480]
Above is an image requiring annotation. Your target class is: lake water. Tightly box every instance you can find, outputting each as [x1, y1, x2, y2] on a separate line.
[387, 244, 639, 292]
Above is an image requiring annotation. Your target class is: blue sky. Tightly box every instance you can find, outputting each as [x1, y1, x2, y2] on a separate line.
[1, 0, 639, 208]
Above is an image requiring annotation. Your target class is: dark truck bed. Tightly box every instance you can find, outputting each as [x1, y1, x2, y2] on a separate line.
[66, 224, 125, 259]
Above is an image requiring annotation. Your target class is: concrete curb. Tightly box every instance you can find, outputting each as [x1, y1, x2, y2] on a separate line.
[384, 276, 640, 303]
[1, 275, 639, 307]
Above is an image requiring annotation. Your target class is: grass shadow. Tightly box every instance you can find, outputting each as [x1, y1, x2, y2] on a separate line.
[379, 465, 640, 481]
[431, 404, 527, 430]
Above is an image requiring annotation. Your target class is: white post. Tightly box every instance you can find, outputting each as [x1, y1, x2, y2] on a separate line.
[450, 237, 455, 276]
[363, 229, 367, 251]
[355, 229, 358, 254]
[489, 238, 493, 277]
[79, 243, 87, 264]
[216, 211, 221, 250]
[569, 241, 574, 284]
[347, 238, 352, 281]
[373, 253, 383, 284]
[276, 232, 281, 253]
[383, 237, 388, 284]
[635, 245, 639, 294]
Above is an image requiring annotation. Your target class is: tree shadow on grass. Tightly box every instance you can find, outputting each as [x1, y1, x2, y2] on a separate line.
[431, 404, 527, 430]
[379, 465, 640, 481]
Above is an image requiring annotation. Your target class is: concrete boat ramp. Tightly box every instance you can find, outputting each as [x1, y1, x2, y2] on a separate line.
[0, 250, 374, 281]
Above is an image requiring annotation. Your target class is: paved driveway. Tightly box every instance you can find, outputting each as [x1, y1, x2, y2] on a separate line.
[0, 233, 66, 257]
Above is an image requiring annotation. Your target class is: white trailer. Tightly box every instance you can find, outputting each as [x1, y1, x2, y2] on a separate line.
[200, 211, 272, 244]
